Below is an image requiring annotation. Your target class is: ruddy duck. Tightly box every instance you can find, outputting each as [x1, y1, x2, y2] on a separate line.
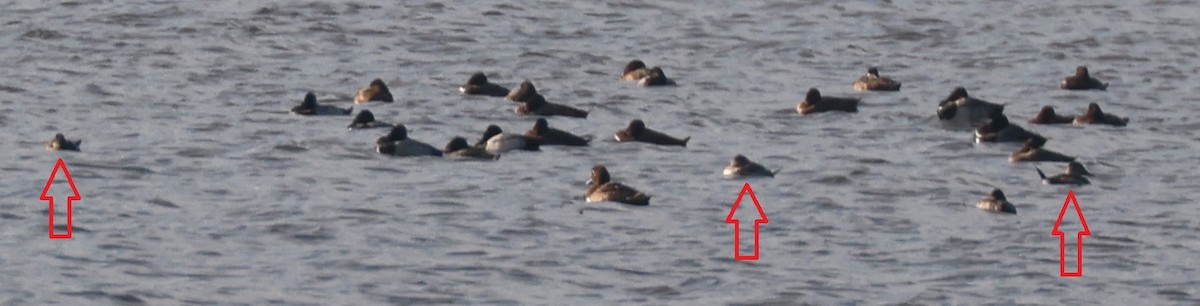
[614, 119, 690, 147]
[292, 92, 352, 116]
[797, 88, 859, 115]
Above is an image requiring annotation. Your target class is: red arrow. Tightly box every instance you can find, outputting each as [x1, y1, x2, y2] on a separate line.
[40, 158, 80, 239]
[1052, 190, 1089, 277]
[726, 183, 767, 261]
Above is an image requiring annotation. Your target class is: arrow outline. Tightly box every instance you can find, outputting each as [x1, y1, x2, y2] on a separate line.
[40, 158, 80, 239]
[1052, 190, 1089, 277]
[726, 182, 768, 261]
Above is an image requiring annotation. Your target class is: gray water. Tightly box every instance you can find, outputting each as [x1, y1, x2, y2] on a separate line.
[2, 0, 1199, 305]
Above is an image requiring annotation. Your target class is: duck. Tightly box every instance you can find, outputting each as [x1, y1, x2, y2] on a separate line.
[375, 124, 442, 157]
[507, 81, 589, 118]
[1073, 103, 1129, 127]
[587, 165, 651, 206]
[443, 136, 499, 160]
[475, 124, 540, 154]
[45, 133, 81, 151]
[723, 154, 777, 178]
[975, 112, 1044, 143]
[638, 67, 676, 87]
[459, 72, 510, 97]
[614, 119, 690, 147]
[291, 92, 352, 116]
[851, 67, 901, 91]
[1028, 106, 1073, 124]
[621, 60, 650, 81]
[1060, 66, 1108, 90]
[1036, 161, 1092, 185]
[797, 88, 859, 114]
[976, 189, 1017, 214]
[936, 87, 1005, 127]
[346, 110, 393, 130]
[1009, 137, 1075, 162]
[354, 78, 395, 104]
[524, 118, 591, 146]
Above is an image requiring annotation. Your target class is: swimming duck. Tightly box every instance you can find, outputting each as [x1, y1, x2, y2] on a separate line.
[1060, 66, 1108, 90]
[1036, 161, 1091, 185]
[292, 92, 352, 116]
[460, 72, 510, 97]
[851, 67, 901, 91]
[1073, 103, 1129, 127]
[723, 154, 777, 178]
[346, 110, 393, 130]
[638, 67, 676, 87]
[444, 136, 499, 160]
[976, 189, 1017, 214]
[937, 87, 1005, 127]
[1009, 137, 1075, 162]
[975, 112, 1044, 143]
[45, 133, 81, 151]
[614, 119, 690, 147]
[621, 60, 650, 81]
[587, 165, 651, 206]
[797, 88, 859, 115]
[376, 124, 442, 157]
[475, 124, 540, 154]
[354, 78, 395, 104]
[1028, 106, 1073, 124]
[507, 81, 589, 118]
[524, 118, 591, 146]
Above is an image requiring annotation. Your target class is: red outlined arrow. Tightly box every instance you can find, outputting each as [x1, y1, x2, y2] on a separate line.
[40, 158, 80, 239]
[1052, 190, 1089, 277]
[726, 183, 767, 261]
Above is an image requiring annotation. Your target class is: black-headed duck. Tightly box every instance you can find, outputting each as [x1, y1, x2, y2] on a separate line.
[508, 81, 589, 118]
[638, 67, 676, 87]
[587, 165, 651, 206]
[1029, 106, 1073, 124]
[354, 78, 394, 104]
[475, 124, 539, 154]
[1037, 161, 1092, 185]
[1060, 66, 1108, 90]
[292, 92, 352, 116]
[347, 110, 393, 130]
[46, 133, 81, 151]
[460, 72, 510, 97]
[723, 154, 777, 178]
[525, 118, 591, 146]
[975, 112, 1044, 143]
[621, 60, 650, 81]
[937, 87, 1005, 127]
[614, 119, 690, 147]
[851, 67, 901, 91]
[977, 189, 1017, 214]
[1073, 103, 1128, 127]
[376, 124, 442, 157]
[797, 88, 859, 115]
[1009, 137, 1075, 162]
[444, 136, 499, 160]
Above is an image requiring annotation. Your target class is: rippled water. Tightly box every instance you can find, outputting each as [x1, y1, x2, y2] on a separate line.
[3, 0, 1199, 305]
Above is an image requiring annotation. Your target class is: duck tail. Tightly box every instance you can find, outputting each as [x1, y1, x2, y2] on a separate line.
[1036, 167, 1048, 179]
[682, 137, 691, 147]
[630, 194, 652, 206]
